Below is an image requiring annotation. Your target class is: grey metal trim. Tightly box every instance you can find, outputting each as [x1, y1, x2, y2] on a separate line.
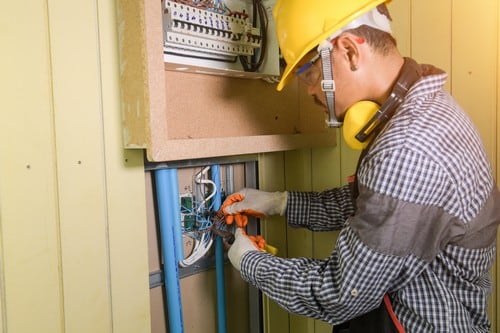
[149, 255, 226, 289]
[149, 270, 163, 289]
[144, 154, 258, 171]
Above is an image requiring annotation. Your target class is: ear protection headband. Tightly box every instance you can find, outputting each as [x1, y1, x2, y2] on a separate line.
[343, 57, 423, 150]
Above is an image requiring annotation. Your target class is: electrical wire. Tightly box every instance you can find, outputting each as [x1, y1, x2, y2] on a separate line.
[238, 0, 268, 72]
[179, 166, 218, 267]
[170, 0, 230, 14]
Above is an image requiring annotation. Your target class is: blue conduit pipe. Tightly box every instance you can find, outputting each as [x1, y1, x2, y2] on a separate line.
[155, 168, 184, 333]
[212, 165, 227, 333]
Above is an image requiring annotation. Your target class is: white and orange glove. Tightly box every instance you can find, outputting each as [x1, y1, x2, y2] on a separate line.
[221, 188, 288, 227]
[228, 228, 265, 271]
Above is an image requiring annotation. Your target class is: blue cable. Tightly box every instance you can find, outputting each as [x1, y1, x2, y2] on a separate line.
[212, 164, 227, 333]
[155, 168, 184, 333]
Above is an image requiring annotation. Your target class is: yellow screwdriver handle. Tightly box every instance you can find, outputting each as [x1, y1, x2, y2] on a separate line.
[264, 244, 278, 255]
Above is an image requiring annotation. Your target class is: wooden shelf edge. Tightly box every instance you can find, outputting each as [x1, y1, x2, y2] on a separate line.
[146, 131, 337, 162]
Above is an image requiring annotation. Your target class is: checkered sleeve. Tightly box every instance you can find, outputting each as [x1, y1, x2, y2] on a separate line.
[240, 226, 426, 325]
[286, 184, 355, 231]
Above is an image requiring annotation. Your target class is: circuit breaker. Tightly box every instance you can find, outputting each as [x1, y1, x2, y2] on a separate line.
[162, 0, 280, 79]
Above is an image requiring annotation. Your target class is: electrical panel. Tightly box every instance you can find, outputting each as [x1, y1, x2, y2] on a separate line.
[162, 0, 280, 79]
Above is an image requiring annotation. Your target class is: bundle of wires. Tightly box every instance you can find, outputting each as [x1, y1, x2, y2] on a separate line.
[238, 0, 268, 72]
[170, 0, 229, 14]
[179, 166, 216, 267]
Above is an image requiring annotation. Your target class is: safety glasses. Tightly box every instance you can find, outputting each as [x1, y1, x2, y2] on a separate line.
[295, 53, 321, 86]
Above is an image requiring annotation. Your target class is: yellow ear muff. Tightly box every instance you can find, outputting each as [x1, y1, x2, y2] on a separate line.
[342, 101, 380, 150]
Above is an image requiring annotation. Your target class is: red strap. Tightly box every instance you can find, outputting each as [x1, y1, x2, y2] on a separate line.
[383, 294, 406, 333]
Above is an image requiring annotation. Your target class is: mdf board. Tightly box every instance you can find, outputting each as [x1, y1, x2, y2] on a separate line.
[116, 0, 336, 162]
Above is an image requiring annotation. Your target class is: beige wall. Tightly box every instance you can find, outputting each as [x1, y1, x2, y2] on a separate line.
[0, 1, 150, 332]
[1, 1, 498, 333]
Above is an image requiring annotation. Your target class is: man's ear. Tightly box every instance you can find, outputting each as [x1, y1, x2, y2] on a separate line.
[336, 34, 362, 71]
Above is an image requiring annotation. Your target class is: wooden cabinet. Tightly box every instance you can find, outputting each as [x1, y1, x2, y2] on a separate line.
[116, 0, 336, 162]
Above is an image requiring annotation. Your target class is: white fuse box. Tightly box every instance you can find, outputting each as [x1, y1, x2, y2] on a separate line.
[162, 0, 280, 79]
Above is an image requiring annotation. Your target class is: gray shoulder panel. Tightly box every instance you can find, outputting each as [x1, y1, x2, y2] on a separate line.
[454, 187, 500, 249]
[350, 185, 466, 262]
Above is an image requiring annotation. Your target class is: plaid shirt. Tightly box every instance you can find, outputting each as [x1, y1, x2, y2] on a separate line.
[240, 63, 500, 332]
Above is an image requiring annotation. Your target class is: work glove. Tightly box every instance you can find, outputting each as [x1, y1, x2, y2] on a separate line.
[228, 228, 261, 271]
[221, 188, 288, 227]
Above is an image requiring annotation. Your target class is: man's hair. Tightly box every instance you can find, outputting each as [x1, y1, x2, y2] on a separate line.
[345, 4, 397, 55]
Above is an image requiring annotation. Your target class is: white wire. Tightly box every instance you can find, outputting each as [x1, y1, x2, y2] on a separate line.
[194, 166, 217, 213]
[179, 233, 213, 267]
[179, 166, 217, 267]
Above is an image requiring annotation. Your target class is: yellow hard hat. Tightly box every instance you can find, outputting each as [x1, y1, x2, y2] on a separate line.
[273, 0, 390, 91]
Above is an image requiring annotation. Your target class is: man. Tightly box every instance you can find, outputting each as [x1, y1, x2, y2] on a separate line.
[222, 1, 500, 332]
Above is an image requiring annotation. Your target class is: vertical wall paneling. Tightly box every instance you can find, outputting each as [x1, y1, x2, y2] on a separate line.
[311, 142, 342, 333]
[453, 2, 499, 330]
[411, 0, 452, 79]
[310, 142, 342, 261]
[497, 0, 500, 328]
[497, 0, 500, 181]
[283, 149, 315, 333]
[259, 153, 288, 256]
[451, 3, 499, 325]
[338, 135, 362, 188]
[451, 1, 498, 163]
[496, 1, 500, 331]
[498, 0, 500, 184]
[258, 152, 290, 333]
[0, 1, 64, 332]
[387, 0, 411, 56]
[98, 0, 152, 332]
[2, 0, 150, 332]
[495, 0, 500, 184]
[48, 0, 113, 331]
